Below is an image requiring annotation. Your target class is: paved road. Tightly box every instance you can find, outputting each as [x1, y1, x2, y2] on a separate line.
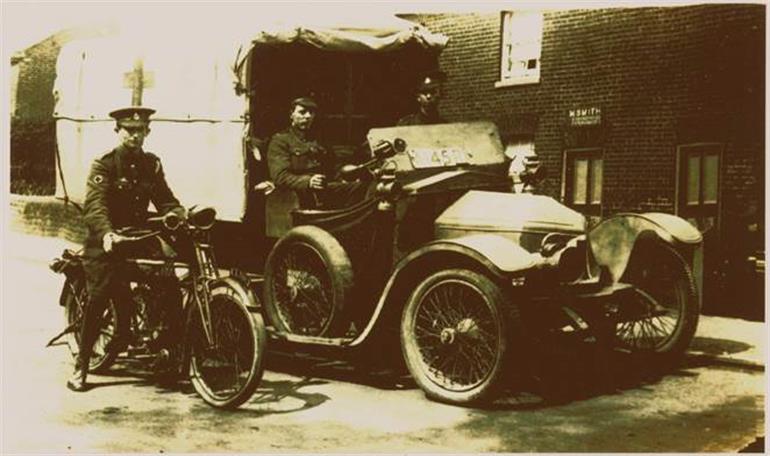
[1, 232, 765, 453]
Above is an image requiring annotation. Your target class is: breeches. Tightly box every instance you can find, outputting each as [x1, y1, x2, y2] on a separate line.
[77, 252, 182, 369]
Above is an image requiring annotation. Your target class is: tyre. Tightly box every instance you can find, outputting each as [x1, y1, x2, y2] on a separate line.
[613, 240, 700, 360]
[264, 226, 353, 337]
[61, 278, 120, 373]
[189, 281, 266, 409]
[401, 268, 515, 405]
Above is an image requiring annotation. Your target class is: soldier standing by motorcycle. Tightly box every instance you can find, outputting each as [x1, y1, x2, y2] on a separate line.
[67, 106, 185, 392]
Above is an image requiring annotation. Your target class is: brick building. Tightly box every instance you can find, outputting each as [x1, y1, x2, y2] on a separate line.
[10, 25, 114, 195]
[412, 5, 765, 317]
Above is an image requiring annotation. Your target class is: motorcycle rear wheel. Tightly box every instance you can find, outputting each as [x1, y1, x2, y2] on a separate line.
[189, 282, 266, 409]
[62, 278, 120, 373]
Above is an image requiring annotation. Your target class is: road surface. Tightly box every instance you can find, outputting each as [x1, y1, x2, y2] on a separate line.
[1, 232, 764, 452]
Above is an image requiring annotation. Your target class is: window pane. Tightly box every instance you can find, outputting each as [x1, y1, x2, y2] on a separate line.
[590, 158, 603, 204]
[686, 155, 700, 205]
[573, 159, 588, 204]
[501, 12, 543, 80]
[702, 154, 719, 204]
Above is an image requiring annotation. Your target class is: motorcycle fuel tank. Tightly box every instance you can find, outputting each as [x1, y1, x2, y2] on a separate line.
[435, 190, 586, 253]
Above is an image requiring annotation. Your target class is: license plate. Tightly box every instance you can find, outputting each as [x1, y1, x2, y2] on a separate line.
[407, 148, 471, 169]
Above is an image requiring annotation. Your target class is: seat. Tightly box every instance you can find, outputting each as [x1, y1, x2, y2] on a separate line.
[265, 187, 300, 238]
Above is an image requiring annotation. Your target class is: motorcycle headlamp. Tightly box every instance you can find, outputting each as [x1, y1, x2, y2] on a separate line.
[188, 206, 217, 230]
[163, 213, 183, 231]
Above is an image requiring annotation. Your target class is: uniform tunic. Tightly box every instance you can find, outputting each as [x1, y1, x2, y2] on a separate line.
[396, 111, 445, 126]
[77, 146, 184, 369]
[83, 146, 184, 255]
[268, 127, 365, 209]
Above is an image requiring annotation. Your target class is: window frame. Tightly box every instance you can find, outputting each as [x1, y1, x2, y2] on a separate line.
[675, 142, 723, 231]
[562, 148, 604, 216]
[496, 10, 544, 88]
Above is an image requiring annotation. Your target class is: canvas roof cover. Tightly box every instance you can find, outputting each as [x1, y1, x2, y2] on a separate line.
[53, 13, 447, 222]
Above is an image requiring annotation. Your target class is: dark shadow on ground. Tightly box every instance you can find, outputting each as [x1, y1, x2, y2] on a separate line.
[263, 334, 703, 412]
[82, 378, 147, 391]
[183, 377, 332, 417]
[92, 355, 332, 416]
[459, 332, 746, 411]
[689, 336, 752, 355]
[85, 332, 751, 412]
[264, 349, 416, 391]
[486, 337, 679, 410]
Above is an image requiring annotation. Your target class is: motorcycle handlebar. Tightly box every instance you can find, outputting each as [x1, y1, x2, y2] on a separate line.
[124, 206, 217, 237]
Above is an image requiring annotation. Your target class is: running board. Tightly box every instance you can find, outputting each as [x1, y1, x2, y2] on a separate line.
[571, 282, 635, 299]
[268, 329, 355, 347]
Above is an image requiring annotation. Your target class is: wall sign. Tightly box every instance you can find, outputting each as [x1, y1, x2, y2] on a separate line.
[569, 107, 602, 126]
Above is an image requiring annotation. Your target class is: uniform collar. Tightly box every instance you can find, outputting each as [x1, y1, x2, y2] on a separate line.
[115, 145, 144, 174]
[115, 144, 144, 158]
[288, 126, 310, 141]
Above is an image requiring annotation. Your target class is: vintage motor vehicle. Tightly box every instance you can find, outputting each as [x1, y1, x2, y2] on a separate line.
[50, 14, 701, 405]
[258, 121, 703, 405]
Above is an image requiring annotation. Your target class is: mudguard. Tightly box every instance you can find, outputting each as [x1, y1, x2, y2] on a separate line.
[211, 276, 261, 313]
[408, 234, 539, 275]
[350, 233, 534, 346]
[587, 212, 703, 284]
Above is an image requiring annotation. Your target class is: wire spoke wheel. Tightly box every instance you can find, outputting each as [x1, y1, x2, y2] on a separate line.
[402, 269, 513, 405]
[62, 279, 119, 373]
[189, 283, 265, 409]
[264, 226, 353, 338]
[271, 242, 334, 336]
[614, 241, 699, 359]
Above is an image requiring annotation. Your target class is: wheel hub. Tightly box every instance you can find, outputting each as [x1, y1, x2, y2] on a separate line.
[456, 318, 480, 337]
[440, 328, 456, 345]
[439, 318, 481, 345]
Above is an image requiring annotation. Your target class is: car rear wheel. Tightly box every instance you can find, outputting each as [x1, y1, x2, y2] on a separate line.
[401, 268, 515, 405]
[613, 241, 700, 361]
[264, 226, 353, 337]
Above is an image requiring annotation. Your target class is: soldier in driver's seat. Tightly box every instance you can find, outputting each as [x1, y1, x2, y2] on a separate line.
[267, 97, 367, 210]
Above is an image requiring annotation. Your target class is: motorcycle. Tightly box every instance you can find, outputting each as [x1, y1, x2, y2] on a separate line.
[47, 206, 266, 409]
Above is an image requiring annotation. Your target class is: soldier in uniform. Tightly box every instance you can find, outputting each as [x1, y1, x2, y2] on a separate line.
[268, 97, 366, 209]
[67, 106, 185, 392]
[397, 70, 447, 126]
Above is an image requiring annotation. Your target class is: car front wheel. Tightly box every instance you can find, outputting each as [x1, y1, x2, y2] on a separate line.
[401, 268, 515, 405]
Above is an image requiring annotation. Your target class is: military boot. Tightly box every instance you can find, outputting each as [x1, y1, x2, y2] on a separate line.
[66, 358, 88, 392]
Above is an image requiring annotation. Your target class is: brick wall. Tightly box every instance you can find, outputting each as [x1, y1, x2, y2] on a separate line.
[418, 5, 764, 219]
[11, 26, 116, 195]
[417, 5, 764, 316]
[10, 195, 86, 244]
[11, 35, 60, 194]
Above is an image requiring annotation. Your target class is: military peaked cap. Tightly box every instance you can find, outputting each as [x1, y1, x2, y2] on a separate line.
[109, 106, 156, 127]
[290, 97, 319, 111]
[418, 70, 447, 91]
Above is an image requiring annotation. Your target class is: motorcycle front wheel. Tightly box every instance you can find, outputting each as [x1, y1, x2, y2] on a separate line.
[189, 281, 266, 409]
[61, 278, 120, 373]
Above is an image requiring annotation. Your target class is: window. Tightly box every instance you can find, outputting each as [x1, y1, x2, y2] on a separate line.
[497, 11, 543, 87]
[564, 149, 603, 215]
[678, 143, 721, 232]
